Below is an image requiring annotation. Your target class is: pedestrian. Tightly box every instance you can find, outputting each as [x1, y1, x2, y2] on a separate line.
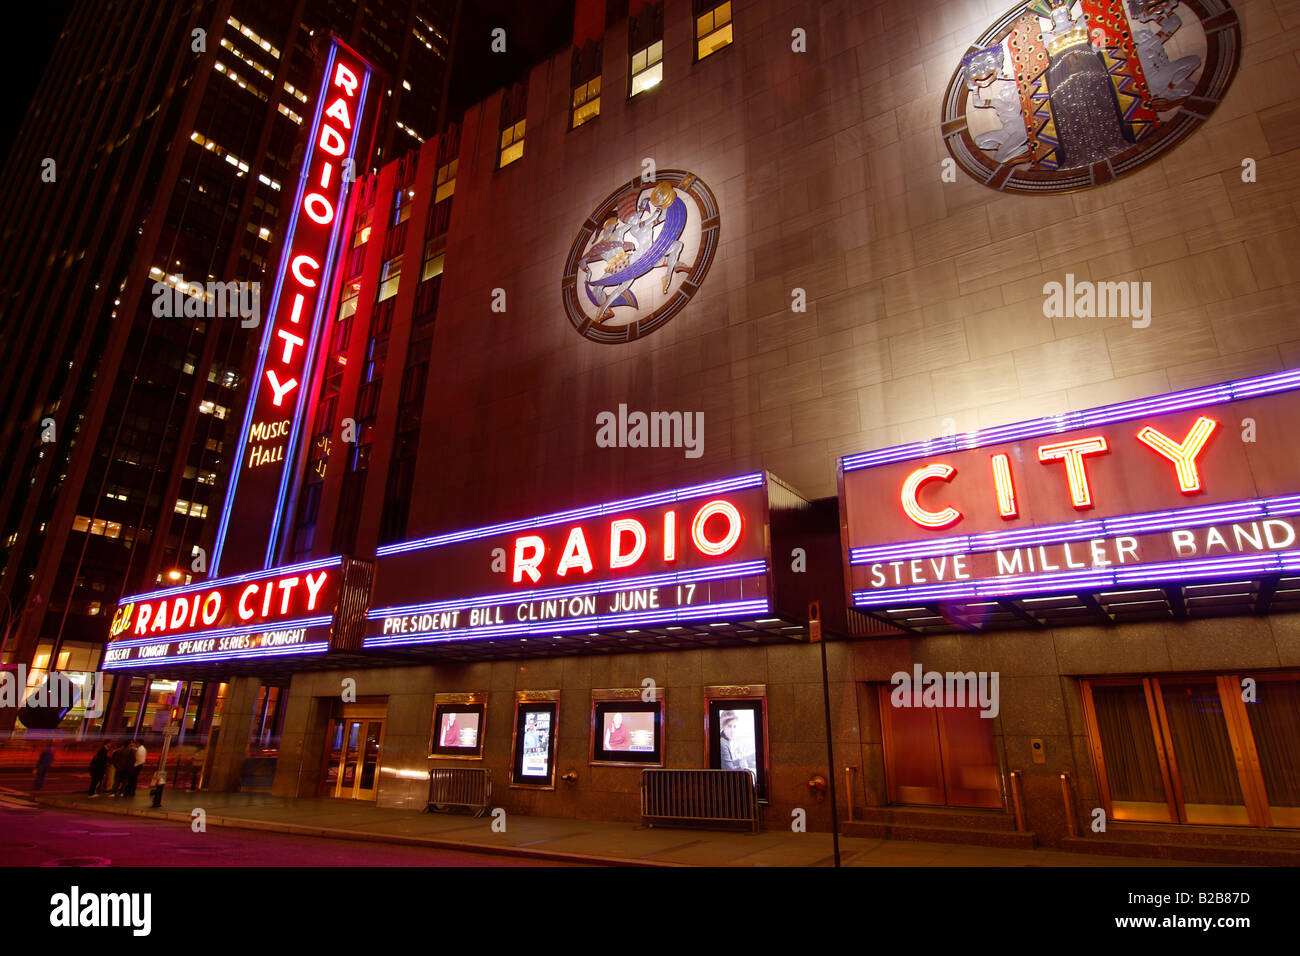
[127, 739, 147, 796]
[88, 741, 110, 797]
[111, 740, 134, 796]
[103, 742, 119, 794]
[33, 743, 55, 790]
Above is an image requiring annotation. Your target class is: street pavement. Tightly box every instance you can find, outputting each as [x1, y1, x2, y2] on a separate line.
[14, 787, 1227, 867]
[0, 801, 582, 866]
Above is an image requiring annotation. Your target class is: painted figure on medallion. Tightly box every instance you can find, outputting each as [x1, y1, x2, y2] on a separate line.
[562, 170, 720, 344]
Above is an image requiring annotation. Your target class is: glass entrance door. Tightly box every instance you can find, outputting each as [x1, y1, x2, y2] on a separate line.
[323, 717, 385, 801]
[1083, 673, 1300, 828]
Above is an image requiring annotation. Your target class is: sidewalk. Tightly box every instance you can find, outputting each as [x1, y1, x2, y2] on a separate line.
[30, 790, 1217, 867]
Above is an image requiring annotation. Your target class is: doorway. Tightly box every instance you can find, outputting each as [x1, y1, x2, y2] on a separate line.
[322, 702, 387, 801]
[878, 689, 1003, 809]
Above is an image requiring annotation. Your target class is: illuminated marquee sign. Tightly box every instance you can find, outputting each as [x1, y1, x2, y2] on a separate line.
[212, 39, 374, 576]
[103, 557, 344, 668]
[840, 370, 1300, 609]
[365, 474, 777, 649]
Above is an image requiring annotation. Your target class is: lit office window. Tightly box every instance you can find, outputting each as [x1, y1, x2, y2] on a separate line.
[630, 41, 663, 96]
[352, 215, 372, 247]
[696, 2, 733, 60]
[499, 119, 525, 167]
[435, 159, 457, 203]
[378, 255, 403, 302]
[338, 280, 361, 319]
[421, 246, 445, 283]
[572, 77, 601, 128]
[392, 188, 413, 225]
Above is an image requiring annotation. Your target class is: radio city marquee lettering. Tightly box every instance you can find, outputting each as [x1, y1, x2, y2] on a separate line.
[212, 40, 373, 576]
[841, 370, 1300, 608]
[103, 558, 343, 668]
[365, 474, 774, 649]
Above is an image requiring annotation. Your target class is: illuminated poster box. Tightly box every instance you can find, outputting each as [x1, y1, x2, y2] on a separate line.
[364, 472, 844, 652]
[839, 370, 1300, 612]
[103, 556, 373, 669]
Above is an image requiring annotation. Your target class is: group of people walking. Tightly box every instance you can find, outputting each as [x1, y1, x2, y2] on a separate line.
[86, 740, 146, 797]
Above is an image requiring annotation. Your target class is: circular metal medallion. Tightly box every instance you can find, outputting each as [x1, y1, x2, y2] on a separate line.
[562, 170, 720, 344]
[940, 0, 1241, 194]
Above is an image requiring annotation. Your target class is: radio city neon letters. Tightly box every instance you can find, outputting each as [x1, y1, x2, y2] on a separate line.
[132, 570, 330, 636]
[512, 499, 744, 584]
[261, 63, 357, 411]
[212, 41, 372, 577]
[900, 417, 1219, 530]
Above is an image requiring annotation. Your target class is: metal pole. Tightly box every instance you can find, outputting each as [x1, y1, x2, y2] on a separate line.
[810, 601, 841, 867]
[819, 634, 842, 866]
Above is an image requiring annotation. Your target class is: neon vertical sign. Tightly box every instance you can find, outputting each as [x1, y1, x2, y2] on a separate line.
[212, 39, 373, 576]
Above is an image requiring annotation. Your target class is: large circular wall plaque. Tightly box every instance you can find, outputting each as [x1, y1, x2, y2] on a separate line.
[562, 170, 719, 344]
[941, 0, 1241, 194]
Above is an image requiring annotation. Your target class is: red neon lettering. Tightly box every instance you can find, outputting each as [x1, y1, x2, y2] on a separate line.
[319, 162, 333, 190]
[302, 193, 334, 225]
[333, 63, 359, 96]
[265, 370, 298, 406]
[291, 255, 320, 288]
[188, 594, 201, 628]
[901, 464, 961, 529]
[318, 124, 346, 157]
[305, 571, 328, 610]
[261, 583, 273, 618]
[238, 585, 258, 621]
[1038, 436, 1109, 509]
[609, 518, 647, 569]
[201, 592, 222, 626]
[690, 500, 743, 556]
[324, 97, 353, 129]
[170, 599, 189, 629]
[991, 454, 1017, 519]
[556, 527, 594, 576]
[150, 602, 168, 633]
[1136, 416, 1218, 494]
[276, 329, 305, 363]
[288, 292, 306, 325]
[663, 510, 677, 561]
[278, 576, 299, 614]
[135, 603, 152, 635]
[513, 536, 545, 584]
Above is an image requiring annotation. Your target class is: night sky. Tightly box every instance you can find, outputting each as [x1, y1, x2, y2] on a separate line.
[1, 0, 577, 169]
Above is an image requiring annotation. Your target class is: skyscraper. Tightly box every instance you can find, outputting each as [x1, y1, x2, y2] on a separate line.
[0, 0, 459, 734]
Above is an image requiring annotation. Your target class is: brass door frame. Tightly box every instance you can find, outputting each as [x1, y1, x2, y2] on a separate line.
[325, 712, 387, 801]
[1081, 672, 1300, 829]
[1080, 677, 1179, 824]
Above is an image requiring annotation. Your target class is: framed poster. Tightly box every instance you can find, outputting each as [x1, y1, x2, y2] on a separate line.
[705, 685, 769, 802]
[590, 690, 665, 766]
[511, 692, 559, 789]
[430, 692, 486, 759]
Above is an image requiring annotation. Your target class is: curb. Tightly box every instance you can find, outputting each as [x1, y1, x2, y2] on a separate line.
[34, 796, 683, 867]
